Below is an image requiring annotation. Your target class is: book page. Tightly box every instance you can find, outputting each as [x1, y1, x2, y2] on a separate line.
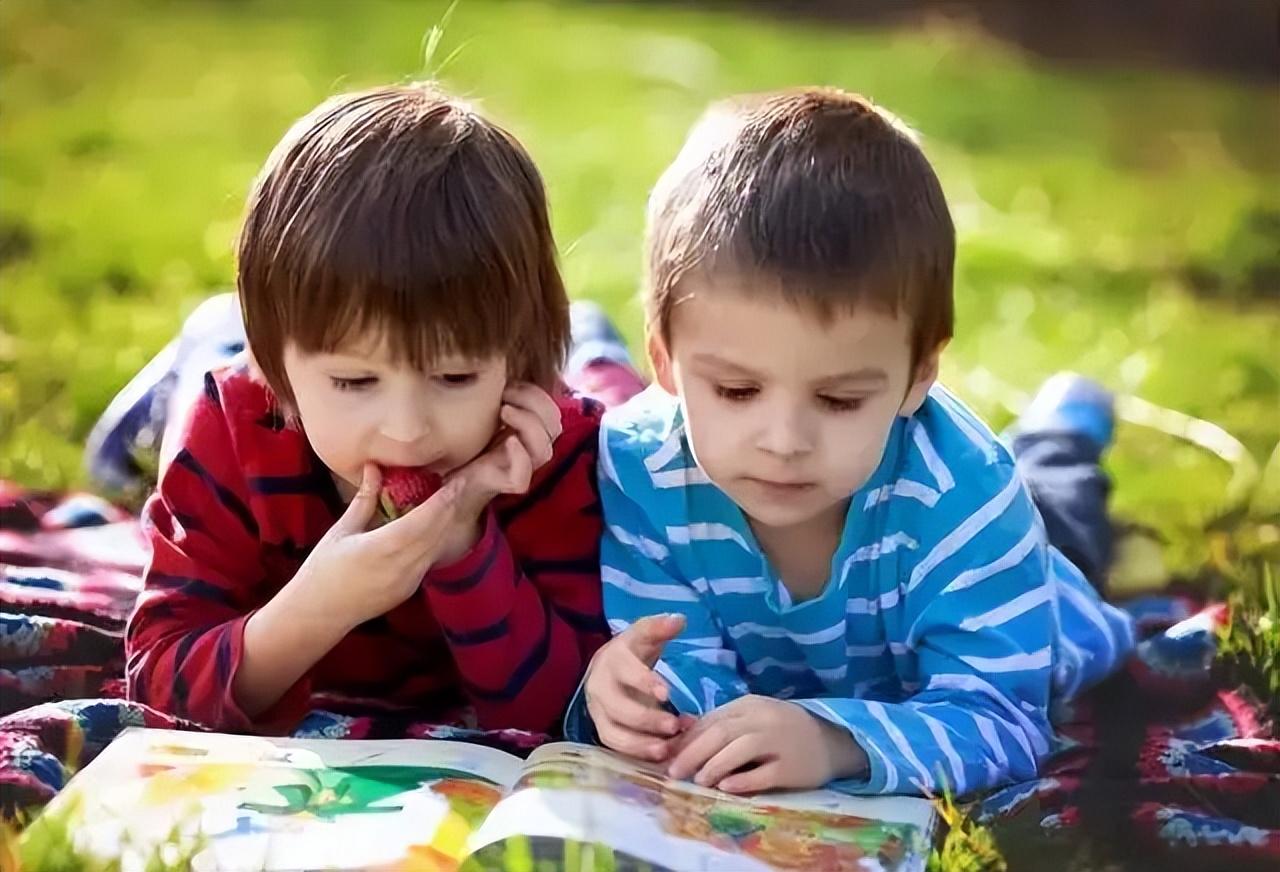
[471, 742, 934, 872]
[44, 728, 525, 871]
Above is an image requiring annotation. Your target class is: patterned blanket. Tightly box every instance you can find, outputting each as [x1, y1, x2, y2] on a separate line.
[2, 483, 1277, 869]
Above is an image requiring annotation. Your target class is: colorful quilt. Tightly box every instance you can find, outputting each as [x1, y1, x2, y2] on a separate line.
[2, 484, 1276, 869]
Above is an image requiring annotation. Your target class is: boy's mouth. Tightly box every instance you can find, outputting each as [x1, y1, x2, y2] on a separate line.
[743, 476, 816, 494]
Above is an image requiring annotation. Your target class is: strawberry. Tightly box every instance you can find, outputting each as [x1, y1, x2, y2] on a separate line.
[378, 466, 444, 520]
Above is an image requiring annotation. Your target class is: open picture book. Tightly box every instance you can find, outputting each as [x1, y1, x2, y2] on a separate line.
[40, 727, 938, 871]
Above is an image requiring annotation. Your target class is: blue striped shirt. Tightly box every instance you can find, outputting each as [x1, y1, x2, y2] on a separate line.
[577, 383, 1135, 796]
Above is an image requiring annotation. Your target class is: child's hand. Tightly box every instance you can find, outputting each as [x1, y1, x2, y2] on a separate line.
[666, 695, 869, 794]
[584, 614, 692, 762]
[292, 463, 464, 632]
[435, 383, 564, 562]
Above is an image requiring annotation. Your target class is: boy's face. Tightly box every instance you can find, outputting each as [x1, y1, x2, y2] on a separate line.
[282, 333, 507, 496]
[651, 277, 938, 533]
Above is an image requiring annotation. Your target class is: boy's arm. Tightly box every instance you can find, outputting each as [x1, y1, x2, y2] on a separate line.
[792, 475, 1062, 797]
[595, 460, 749, 717]
[421, 420, 611, 734]
[126, 377, 315, 732]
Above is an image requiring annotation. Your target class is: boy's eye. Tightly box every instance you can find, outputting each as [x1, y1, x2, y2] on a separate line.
[437, 373, 479, 387]
[714, 384, 759, 403]
[819, 395, 865, 412]
[331, 376, 378, 392]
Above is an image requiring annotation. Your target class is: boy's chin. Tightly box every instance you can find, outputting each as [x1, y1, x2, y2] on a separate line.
[734, 491, 842, 532]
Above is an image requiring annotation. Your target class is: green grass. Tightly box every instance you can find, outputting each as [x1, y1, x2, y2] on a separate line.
[2, 0, 1278, 577]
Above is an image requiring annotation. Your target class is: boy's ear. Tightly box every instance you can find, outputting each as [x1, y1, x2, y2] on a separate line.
[647, 331, 678, 396]
[899, 340, 947, 416]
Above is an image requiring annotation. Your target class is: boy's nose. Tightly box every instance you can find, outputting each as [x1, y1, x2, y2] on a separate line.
[755, 409, 814, 458]
[380, 403, 434, 444]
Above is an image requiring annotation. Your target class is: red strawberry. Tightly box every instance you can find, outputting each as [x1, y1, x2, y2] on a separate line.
[378, 466, 443, 520]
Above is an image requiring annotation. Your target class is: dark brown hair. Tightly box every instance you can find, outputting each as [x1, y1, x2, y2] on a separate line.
[645, 87, 954, 366]
[237, 81, 568, 408]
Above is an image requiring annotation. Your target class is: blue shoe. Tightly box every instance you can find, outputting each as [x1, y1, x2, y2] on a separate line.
[567, 299, 635, 374]
[1011, 372, 1115, 451]
[85, 293, 245, 494]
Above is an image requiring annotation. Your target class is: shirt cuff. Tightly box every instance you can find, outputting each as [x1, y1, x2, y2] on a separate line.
[220, 611, 314, 735]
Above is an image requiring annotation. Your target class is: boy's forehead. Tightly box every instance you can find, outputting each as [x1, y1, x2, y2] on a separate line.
[290, 330, 494, 369]
[667, 280, 914, 375]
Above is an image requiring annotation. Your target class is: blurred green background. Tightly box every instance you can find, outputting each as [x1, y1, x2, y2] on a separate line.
[2, 0, 1278, 576]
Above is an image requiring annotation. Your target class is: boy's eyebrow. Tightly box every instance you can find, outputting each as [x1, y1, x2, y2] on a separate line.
[691, 353, 888, 386]
[690, 353, 764, 378]
[815, 368, 890, 388]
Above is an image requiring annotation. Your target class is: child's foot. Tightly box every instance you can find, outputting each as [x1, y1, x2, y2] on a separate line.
[565, 300, 647, 408]
[568, 299, 633, 371]
[84, 293, 245, 493]
[1010, 372, 1115, 451]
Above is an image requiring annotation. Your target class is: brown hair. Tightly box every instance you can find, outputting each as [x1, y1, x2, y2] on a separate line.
[237, 81, 568, 408]
[645, 87, 954, 366]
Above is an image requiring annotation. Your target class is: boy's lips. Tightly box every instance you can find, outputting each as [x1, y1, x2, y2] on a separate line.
[743, 476, 816, 493]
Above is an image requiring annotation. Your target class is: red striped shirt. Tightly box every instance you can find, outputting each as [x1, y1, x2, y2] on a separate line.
[125, 365, 607, 734]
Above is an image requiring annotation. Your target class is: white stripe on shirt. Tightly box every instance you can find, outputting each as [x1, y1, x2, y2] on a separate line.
[602, 566, 697, 602]
[608, 525, 670, 562]
[651, 466, 712, 488]
[911, 420, 956, 494]
[959, 646, 1052, 673]
[959, 585, 1052, 632]
[666, 522, 754, 554]
[908, 473, 1022, 594]
[864, 479, 942, 510]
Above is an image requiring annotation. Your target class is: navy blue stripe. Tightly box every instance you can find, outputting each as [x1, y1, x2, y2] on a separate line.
[267, 537, 312, 562]
[247, 473, 321, 496]
[497, 432, 595, 525]
[171, 510, 204, 532]
[441, 615, 510, 646]
[463, 597, 553, 701]
[149, 573, 236, 606]
[214, 630, 233, 685]
[170, 631, 198, 709]
[433, 537, 500, 595]
[522, 555, 600, 576]
[256, 409, 287, 432]
[174, 449, 258, 537]
[203, 372, 220, 405]
[552, 603, 609, 634]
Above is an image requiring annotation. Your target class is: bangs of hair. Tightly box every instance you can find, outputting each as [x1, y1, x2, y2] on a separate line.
[238, 83, 567, 407]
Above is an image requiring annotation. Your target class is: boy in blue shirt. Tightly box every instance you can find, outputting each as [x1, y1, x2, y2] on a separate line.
[571, 87, 1135, 797]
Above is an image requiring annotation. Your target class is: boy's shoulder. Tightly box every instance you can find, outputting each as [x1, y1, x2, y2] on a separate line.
[597, 385, 690, 479]
[885, 385, 1025, 528]
[174, 361, 310, 473]
[553, 389, 605, 445]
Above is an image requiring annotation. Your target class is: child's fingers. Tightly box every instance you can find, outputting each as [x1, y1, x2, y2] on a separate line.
[693, 734, 765, 788]
[623, 614, 686, 668]
[596, 715, 676, 762]
[333, 463, 381, 535]
[604, 684, 681, 737]
[608, 646, 670, 704]
[500, 404, 554, 467]
[667, 716, 736, 781]
[717, 760, 781, 795]
[503, 383, 563, 440]
[499, 435, 533, 493]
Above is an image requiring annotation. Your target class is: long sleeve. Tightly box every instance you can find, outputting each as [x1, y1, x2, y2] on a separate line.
[793, 471, 1057, 796]
[424, 408, 609, 733]
[596, 452, 749, 716]
[124, 376, 303, 731]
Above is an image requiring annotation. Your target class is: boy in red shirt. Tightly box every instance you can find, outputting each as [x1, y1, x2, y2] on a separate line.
[125, 82, 609, 735]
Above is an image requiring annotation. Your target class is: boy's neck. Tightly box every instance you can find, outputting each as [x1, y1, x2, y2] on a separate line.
[747, 498, 850, 604]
